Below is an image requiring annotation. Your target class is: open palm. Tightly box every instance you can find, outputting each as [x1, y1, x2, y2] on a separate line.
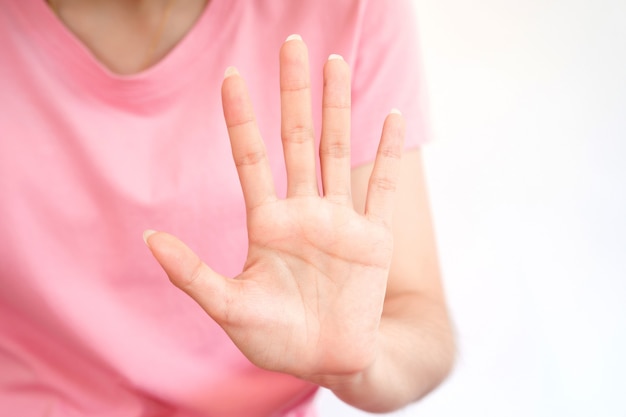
[145, 36, 405, 382]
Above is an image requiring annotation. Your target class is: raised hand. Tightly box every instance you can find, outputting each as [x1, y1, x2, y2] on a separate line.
[144, 35, 405, 384]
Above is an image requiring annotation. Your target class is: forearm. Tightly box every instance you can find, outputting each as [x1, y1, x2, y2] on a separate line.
[321, 293, 455, 413]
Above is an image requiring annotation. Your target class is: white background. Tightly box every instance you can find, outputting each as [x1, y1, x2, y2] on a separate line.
[318, 0, 626, 416]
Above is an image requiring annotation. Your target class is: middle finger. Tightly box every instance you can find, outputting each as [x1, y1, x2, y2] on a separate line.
[279, 35, 318, 197]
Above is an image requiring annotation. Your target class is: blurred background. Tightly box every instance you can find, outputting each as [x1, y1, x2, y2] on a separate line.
[318, 0, 626, 415]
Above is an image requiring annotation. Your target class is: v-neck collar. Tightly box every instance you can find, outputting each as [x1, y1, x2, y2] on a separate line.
[9, 0, 233, 108]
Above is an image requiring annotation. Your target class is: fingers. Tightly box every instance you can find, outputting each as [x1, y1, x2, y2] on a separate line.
[320, 54, 352, 204]
[222, 35, 403, 226]
[222, 67, 277, 211]
[365, 110, 406, 226]
[280, 35, 318, 197]
[143, 230, 233, 324]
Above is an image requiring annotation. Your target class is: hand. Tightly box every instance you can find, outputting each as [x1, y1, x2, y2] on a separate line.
[144, 35, 405, 384]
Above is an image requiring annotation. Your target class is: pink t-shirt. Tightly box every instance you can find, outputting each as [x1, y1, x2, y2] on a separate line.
[0, 0, 429, 416]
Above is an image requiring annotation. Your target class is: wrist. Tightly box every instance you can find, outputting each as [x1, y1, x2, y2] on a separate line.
[309, 295, 455, 413]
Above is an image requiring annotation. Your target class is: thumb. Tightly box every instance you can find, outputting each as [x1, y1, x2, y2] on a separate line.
[143, 230, 233, 324]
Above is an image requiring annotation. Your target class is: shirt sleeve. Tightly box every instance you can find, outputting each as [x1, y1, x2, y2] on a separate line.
[350, 0, 431, 167]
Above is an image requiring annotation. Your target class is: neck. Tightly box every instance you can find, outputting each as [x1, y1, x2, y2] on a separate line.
[51, 0, 175, 16]
[47, 0, 208, 75]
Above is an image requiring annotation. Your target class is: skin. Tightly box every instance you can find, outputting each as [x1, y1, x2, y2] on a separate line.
[52, 0, 455, 412]
[50, 0, 207, 74]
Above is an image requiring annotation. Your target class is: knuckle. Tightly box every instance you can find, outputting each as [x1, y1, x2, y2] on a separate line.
[322, 99, 351, 110]
[281, 80, 310, 93]
[370, 175, 397, 192]
[234, 149, 266, 167]
[226, 117, 255, 130]
[320, 138, 350, 159]
[377, 145, 402, 159]
[283, 124, 314, 144]
[181, 258, 205, 291]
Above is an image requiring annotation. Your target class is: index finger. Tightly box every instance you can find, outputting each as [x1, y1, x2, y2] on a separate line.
[222, 67, 277, 210]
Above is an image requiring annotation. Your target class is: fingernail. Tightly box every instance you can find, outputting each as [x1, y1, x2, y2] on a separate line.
[143, 229, 157, 246]
[390, 108, 402, 115]
[328, 54, 344, 61]
[224, 66, 239, 79]
[285, 34, 302, 42]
